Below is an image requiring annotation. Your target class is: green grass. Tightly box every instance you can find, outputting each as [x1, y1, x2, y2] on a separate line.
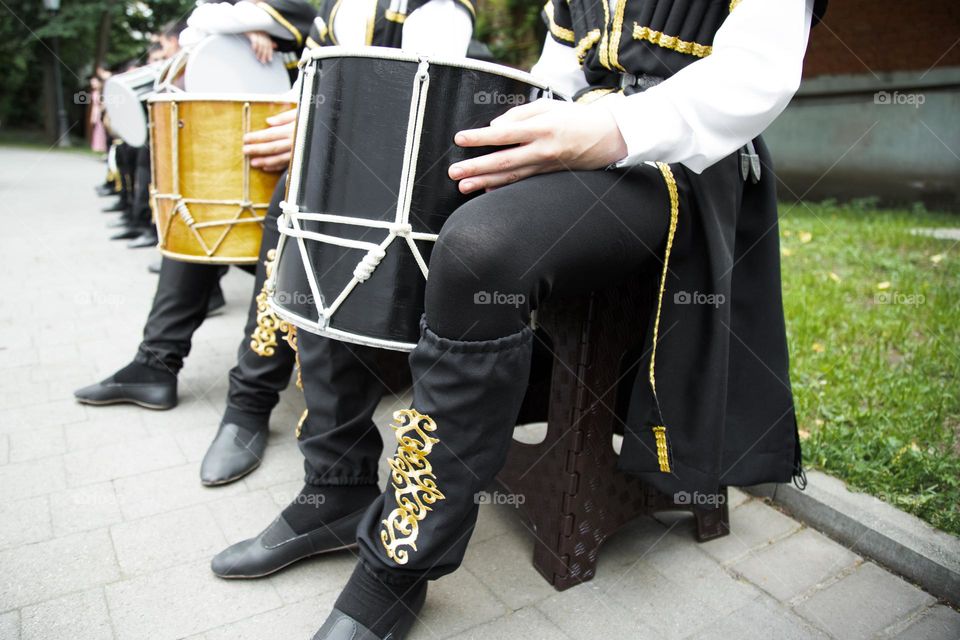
[780, 199, 960, 536]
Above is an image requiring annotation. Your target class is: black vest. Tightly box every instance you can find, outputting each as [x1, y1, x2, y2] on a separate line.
[545, 0, 828, 92]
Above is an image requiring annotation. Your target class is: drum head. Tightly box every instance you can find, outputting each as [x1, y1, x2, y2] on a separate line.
[103, 74, 152, 147]
[184, 35, 291, 94]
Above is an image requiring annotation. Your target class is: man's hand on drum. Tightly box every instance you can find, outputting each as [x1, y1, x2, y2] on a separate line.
[246, 31, 277, 64]
[448, 98, 628, 194]
[243, 108, 297, 172]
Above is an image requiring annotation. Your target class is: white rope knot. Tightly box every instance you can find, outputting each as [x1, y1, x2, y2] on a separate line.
[353, 247, 386, 282]
[175, 201, 194, 226]
[389, 222, 413, 236]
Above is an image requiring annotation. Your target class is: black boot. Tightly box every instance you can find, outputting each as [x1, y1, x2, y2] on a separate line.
[200, 408, 269, 486]
[318, 319, 533, 640]
[73, 361, 177, 410]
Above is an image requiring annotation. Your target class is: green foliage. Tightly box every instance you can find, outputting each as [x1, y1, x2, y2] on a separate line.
[781, 202, 960, 536]
[476, 0, 545, 69]
[0, 0, 193, 135]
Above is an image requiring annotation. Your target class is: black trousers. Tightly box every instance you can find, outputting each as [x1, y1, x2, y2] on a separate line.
[277, 165, 671, 581]
[132, 146, 152, 228]
[133, 175, 296, 417]
[114, 142, 137, 211]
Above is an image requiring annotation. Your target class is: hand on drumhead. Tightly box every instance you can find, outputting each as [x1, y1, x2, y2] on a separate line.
[246, 31, 277, 64]
[243, 108, 297, 172]
[448, 98, 628, 194]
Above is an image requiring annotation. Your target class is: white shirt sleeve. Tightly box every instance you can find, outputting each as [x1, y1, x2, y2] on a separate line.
[185, 1, 292, 41]
[401, 0, 473, 57]
[529, 36, 588, 100]
[603, 0, 814, 172]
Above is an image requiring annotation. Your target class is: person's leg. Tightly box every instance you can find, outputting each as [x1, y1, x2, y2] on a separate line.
[73, 257, 223, 410]
[320, 165, 671, 638]
[201, 174, 298, 484]
[128, 146, 158, 248]
[211, 331, 387, 576]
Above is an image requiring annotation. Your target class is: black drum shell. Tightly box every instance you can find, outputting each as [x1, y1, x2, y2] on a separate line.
[274, 52, 553, 348]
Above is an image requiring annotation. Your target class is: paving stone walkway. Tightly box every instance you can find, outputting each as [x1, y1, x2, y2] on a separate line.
[1, 146, 958, 640]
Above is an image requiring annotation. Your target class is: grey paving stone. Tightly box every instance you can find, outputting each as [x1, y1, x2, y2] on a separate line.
[698, 499, 802, 564]
[731, 528, 861, 602]
[0, 399, 88, 435]
[446, 606, 572, 640]
[171, 425, 220, 463]
[794, 562, 936, 639]
[63, 435, 185, 486]
[104, 561, 282, 640]
[414, 568, 508, 639]
[0, 457, 66, 504]
[63, 415, 149, 452]
[687, 595, 829, 640]
[203, 593, 335, 640]
[0, 496, 51, 552]
[8, 426, 66, 463]
[889, 604, 960, 640]
[536, 579, 662, 640]
[48, 482, 123, 536]
[113, 462, 247, 520]
[0, 610, 18, 639]
[0, 433, 8, 464]
[20, 588, 113, 640]
[462, 527, 558, 610]
[471, 501, 527, 544]
[110, 504, 227, 575]
[0, 529, 120, 609]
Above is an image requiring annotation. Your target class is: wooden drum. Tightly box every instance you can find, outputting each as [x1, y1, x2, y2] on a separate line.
[148, 94, 294, 264]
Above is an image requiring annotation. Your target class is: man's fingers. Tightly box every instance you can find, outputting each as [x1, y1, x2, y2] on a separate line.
[250, 152, 291, 172]
[456, 165, 538, 194]
[243, 137, 292, 157]
[448, 146, 533, 180]
[454, 122, 537, 148]
[266, 109, 298, 126]
[242, 125, 289, 146]
[489, 98, 555, 126]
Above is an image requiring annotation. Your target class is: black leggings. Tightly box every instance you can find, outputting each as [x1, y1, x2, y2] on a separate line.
[425, 165, 670, 341]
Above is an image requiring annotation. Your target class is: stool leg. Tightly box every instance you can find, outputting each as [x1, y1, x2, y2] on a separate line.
[693, 486, 731, 541]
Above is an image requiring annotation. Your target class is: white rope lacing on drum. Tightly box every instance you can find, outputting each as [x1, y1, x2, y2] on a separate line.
[274, 57, 436, 325]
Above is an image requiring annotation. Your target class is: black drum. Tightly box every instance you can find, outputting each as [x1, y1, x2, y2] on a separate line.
[267, 47, 557, 350]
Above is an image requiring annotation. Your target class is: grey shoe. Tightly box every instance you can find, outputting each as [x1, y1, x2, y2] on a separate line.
[200, 423, 267, 486]
[210, 511, 363, 579]
[311, 585, 427, 640]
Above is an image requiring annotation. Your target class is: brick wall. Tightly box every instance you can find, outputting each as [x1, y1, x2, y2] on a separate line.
[803, 0, 960, 78]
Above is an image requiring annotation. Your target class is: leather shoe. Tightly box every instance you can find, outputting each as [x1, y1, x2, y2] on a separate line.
[74, 376, 176, 410]
[210, 509, 366, 579]
[200, 422, 267, 486]
[311, 587, 427, 640]
[96, 184, 119, 197]
[110, 227, 141, 241]
[107, 217, 133, 228]
[148, 258, 162, 274]
[127, 229, 158, 249]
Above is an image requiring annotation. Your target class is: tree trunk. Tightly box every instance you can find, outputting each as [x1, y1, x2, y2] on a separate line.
[93, 0, 114, 72]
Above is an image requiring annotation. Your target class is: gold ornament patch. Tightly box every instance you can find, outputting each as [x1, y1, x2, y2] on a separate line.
[380, 409, 445, 565]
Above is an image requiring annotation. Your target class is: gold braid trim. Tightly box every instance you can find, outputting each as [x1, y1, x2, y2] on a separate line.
[543, 1, 575, 43]
[632, 23, 713, 58]
[575, 29, 602, 64]
[455, 0, 476, 19]
[380, 409, 446, 565]
[729, 0, 742, 11]
[250, 249, 290, 357]
[384, 9, 406, 23]
[575, 87, 616, 104]
[653, 426, 671, 473]
[608, 0, 629, 71]
[256, 2, 303, 46]
[650, 162, 679, 474]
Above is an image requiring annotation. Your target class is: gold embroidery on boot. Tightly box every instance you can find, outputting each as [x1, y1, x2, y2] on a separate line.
[250, 249, 290, 357]
[380, 409, 446, 565]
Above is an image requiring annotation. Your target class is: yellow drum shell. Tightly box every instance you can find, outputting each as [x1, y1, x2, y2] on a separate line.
[149, 95, 294, 264]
